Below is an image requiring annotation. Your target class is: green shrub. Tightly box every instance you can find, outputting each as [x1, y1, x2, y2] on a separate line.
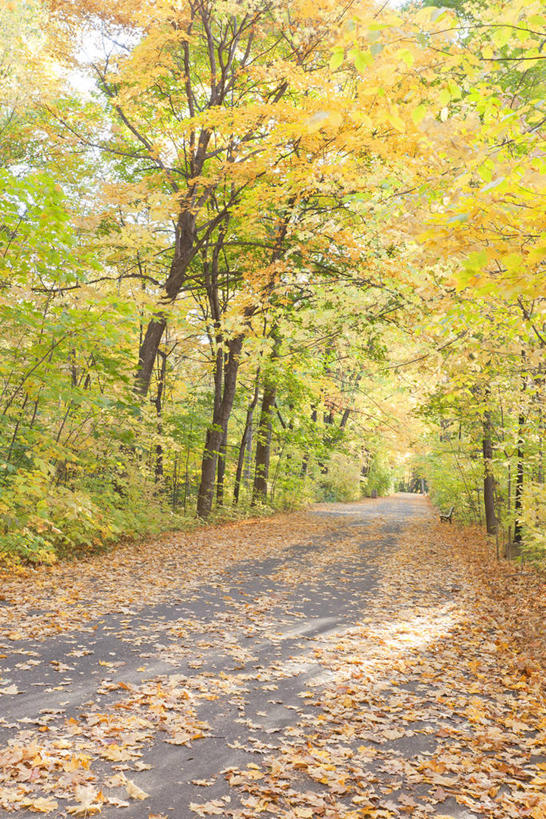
[361, 453, 391, 497]
[317, 454, 361, 502]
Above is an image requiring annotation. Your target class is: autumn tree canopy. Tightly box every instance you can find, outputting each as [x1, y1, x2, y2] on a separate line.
[0, 0, 544, 564]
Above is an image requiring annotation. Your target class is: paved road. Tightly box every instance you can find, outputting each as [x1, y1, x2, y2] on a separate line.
[0, 496, 491, 817]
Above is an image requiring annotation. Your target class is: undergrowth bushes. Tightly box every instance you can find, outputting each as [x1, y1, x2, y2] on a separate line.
[0, 464, 188, 567]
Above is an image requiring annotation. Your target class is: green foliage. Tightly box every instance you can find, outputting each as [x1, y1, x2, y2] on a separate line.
[361, 452, 392, 498]
[520, 482, 546, 565]
[317, 454, 362, 503]
[0, 0, 543, 572]
[415, 443, 483, 524]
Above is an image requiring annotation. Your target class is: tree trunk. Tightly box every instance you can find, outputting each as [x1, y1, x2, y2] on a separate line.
[300, 408, 317, 478]
[319, 409, 334, 474]
[340, 408, 351, 429]
[154, 350, 167, 483]
[183, 425, 192, 514]
[233, 372, 260, 506]
[270, 440, 286, 504]
[171, 452, 179, 510]
[197, 335, 243, 518]
[252, 378, 276, 505]
[271, 412, 292, 505]
[513, 363, 527, 546]
[536, 367, 544, 484]
[482, 408, 497, 534]
[513, 410, 525, 545]
[136, 210, 199, 396]
[137, 315, 167, 397]
[216, 427, 228, 507]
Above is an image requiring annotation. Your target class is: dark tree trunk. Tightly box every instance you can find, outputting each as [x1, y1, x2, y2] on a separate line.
[244, 422, 253, 482]
[252, 330, 282, 506]
[183, 425, 192, 514]
[216, 427, 228, 507]
[137, 316, 167, 397]
[271, 413, 292, 504]
[197, 335, 243, 518]
[300, 408, 317, 478]
[536, 368, 544, 484]
[252, 379, 276, 505]
[197, 344, 224, 517]
[198, 433, 222, 517]
[154, 350, 167, 483]
[233, 372, 260, 506]
[319, 409, 334, 474]
[482, 408, 497, 535]
[513, 410, 525, 545]
[513, 363, 527, 546]
[136, 207, 200, 397]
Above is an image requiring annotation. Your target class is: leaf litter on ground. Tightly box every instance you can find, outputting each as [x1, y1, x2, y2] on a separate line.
[0, 501, 544, 817]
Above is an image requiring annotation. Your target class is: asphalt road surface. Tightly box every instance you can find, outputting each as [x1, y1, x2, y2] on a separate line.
[0, 496, 528, 818]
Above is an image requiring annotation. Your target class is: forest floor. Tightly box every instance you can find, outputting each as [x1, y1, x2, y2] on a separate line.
[0, 494, 544, 819]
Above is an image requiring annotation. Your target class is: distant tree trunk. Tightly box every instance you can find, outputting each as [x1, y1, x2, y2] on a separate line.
[339, 372, 361, 430]
[513, 360, 527, 547]
[244, 423, 253, 481]
[252, 332, 281, 506]
[171, 452, 179, 510]
[183, 423, 192, 514]
[233, 371, 260, 506]
[340, 408, 351, 429]
[319, 409, 334, 474]
[197, 335, 243, 518]
[513, 410, 525, 545]
[252, 378, 276, 505]
[154, 350, 167, 483]
[536, 367, 544, 484]
[506, 461, 512, 552]
[300, 408, 317, 478]
[482, 407, 497, 534]
[216, 427, 228, 507]
[270, 439, 287, 504]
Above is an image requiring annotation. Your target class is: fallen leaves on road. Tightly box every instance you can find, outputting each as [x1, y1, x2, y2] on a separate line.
[0, 512, 337, 642]
[0, 498, 544, 817]
[213, 515, 545, 818]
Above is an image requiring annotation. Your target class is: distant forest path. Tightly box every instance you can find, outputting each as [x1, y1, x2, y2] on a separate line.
[0, 495, 544, 818]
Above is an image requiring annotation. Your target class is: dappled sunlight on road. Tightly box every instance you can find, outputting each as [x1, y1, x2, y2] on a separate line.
[222, 513, 545, 819]
[360, 604, 459, 655]
[0, 497, 543, 819]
